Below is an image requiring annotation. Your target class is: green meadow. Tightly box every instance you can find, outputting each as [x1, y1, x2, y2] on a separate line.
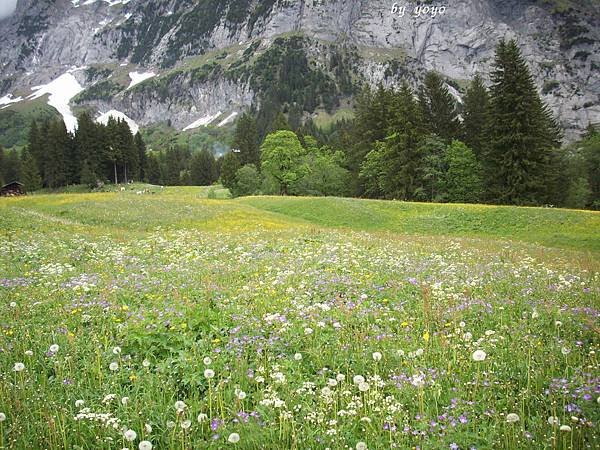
[0, 188, 598, 449]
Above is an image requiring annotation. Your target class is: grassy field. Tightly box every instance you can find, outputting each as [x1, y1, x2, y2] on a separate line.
[0, 187, 598, 449]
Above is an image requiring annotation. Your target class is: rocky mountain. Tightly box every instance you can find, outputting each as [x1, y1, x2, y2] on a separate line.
[0, 0, 598, 143]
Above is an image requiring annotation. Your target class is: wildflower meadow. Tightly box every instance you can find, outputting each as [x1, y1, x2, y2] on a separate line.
[0, 187, 598, 449]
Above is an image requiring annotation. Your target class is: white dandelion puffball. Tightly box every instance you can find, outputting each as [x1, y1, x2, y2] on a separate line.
[336, 373, 345, 382]
[548, 416, 560, 426]
[75, 400, 85, 408]
[472, 350, 487, 362]
[304, 327, 313, 335]
[113, 346, 122, 355]
[561, 347, 571, 356]
[181, 420, 192, 430]
[356, 442, 368, 450]
[560, 425, 572, 432]
[197, 413, 208, 423]
[372, 352, 382, 362]
[144, 423, 152, 433]
[204, 369, 215, 379]
[25, 350, 33, 357]
[124, 429, 137, 442]
[555, 320, 562, 327]
[13, 362, 25, 372]
[121, 397, 129, 406]
[166, 421, 175, 429]
[531, 310, 539, 319]
[49, 344, 59, 353]
[142, 359, 151, 368]
[415, 348, 424, 357]
[203, 356, 212, 366]
[228, 433, 240, 444]
[0, 412, 6, 422]
[506, 413, 520, 423]
[358, 382, 370, 392]
[109, 362, 119, 371]
[353, 375, 365, 385]
[237, 391, 247, 400]
[138, 441, 152, 450]
[174, 401, 186, 411]
[9, 302, 17, 308]
[294, 353, 303, 361]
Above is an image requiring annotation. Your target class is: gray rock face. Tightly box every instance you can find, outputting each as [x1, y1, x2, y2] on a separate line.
[0, 0, 598, 140]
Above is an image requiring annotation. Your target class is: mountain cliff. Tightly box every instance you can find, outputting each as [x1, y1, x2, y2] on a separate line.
[0, 0, 598, 142]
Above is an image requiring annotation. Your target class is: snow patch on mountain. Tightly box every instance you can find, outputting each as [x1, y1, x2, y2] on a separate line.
[72, 0, 131, 7]
[127, 72, 156, 90]
[96, 110, 139, 134]
[27, 73, 83, 133]
[0, 94, 23, 109]
[217, 112, 238, 127]
[183, 112, 222, 131]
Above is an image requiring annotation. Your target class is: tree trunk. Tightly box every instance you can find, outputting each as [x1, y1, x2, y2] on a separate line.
[113, 161, 118, 185]
[124, 163, 128, 184]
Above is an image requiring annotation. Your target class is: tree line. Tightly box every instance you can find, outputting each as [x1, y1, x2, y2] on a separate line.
[0, 38, 597, 208]
[217, 39, 599, 208]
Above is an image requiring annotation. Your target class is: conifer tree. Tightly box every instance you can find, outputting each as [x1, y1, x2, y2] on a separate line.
[27, 120, 45, 183]
[190, 149, 217, 186]
[74, 111, 103, 183]
[20, 149, 42, 191]
[462, 74, 490, 158]
[418, 71, 462, 142]
[487, 39, 561, 205]
[220, 151, 241, 191]
[233, 113, 260, 167]
[383, 82, 426, 199]
[0, 144, 5, 186]
[269, 112, 291, 133]
[146, 153, 162, 185]
[104, 117, 122, 184]
[45, 120, 69, 188]
[134, 133, 148, 181]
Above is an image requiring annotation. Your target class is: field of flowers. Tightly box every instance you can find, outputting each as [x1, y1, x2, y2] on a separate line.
[0, 188, 598, 450]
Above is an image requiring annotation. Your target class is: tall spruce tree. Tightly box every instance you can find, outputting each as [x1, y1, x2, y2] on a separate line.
[134, 133, 148, 181]
[20, 149, 42, 191]
[487, 39, 561, 205]
[74, 111, 103, 183]
[0, 144, 5, 185]
[233, 113, 260, 167]
[190, 149, 217, 186]
[45, 120, 69, 188]
[28, 120, 45, 184]
[418, 71, 462, 142]
[220, 151, 241, 191]
[349, 84, 395, 195]
[384, 82, 426, 199]
[462, 74, 490, 158]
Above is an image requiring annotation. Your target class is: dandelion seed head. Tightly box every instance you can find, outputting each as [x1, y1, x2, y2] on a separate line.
[506, 413, 520, 423]
[138, 441, 152, 450]
[124, 429, 137, 442]
[472, 350, 486, 362]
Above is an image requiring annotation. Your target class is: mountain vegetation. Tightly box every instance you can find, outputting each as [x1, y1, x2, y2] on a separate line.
[1, 39, 598, 210]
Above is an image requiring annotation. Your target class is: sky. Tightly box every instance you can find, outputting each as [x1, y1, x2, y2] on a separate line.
[0, 0, 17, 20]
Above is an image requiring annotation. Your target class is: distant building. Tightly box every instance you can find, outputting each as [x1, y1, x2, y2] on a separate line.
[0, 181, 25, 197]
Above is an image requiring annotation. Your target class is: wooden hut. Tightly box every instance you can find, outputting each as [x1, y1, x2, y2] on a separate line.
[0, 181, 25, 197]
